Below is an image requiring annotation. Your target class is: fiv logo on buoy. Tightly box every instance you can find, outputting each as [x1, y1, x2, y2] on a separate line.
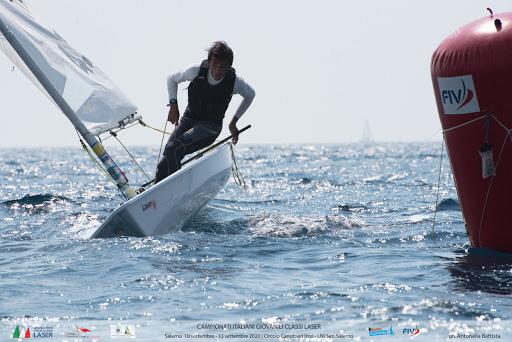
[437, 75, 480, 114]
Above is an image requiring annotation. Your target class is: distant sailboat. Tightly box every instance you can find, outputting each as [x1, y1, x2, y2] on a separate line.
[0, 0, 238, 238]
[360, 120, 373, 144]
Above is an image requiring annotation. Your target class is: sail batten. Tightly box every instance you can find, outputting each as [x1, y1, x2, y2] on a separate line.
[0, 0, 139, 136]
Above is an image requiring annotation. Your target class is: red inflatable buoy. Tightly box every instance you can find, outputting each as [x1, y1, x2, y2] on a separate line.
[431, 11, 512, 253]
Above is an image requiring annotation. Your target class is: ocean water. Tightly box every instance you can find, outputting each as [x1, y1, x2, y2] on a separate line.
[0, 143, 511, 341]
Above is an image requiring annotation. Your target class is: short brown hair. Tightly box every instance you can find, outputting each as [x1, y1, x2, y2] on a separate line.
[207, 41, 234, 66]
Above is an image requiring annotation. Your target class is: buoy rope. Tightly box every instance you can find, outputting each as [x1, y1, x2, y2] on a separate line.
[420, 130, 442, 143]
[441, 111, 512, 246]
[432, 138, 445, 234]
[490, 114, 509, 132]
[442, 114, 487, 133]
[433, 114, 485, 236]
[478, 130, 510, 246]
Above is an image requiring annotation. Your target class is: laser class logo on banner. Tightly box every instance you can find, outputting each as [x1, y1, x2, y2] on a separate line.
[11, 325, 54, 339]
[437, 75, 480, 114]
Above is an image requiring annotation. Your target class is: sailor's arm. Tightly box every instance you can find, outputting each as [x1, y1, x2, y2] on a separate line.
[229, 76, 256, 144]
[166, 65, 200, 124]
[167, 64, 200, 103]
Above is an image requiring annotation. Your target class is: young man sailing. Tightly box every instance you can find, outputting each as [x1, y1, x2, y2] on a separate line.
[155, 41, 256, 184]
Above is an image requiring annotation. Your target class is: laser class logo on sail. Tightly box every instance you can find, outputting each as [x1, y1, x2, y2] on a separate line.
[437, 75, 480, 114]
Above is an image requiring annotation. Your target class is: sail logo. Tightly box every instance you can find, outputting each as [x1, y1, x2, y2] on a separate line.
[403, 326, 421, 336]
[437, 75, 480, 114]
[142, 200, 156, 211]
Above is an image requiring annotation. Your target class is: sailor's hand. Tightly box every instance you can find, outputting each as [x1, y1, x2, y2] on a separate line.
[167, 104, 180, 125]
[229, 121, 239, 145]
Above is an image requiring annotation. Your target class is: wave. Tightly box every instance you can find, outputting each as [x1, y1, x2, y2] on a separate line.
[248, 213, 366, 238]
[448, 249, 512, 295]
[213, 198, 284, 205]
[331, 203, 369, 212]
[1, 194, 74, 207]
[386, 298, 499, 320]
[436, 198, 460, 211]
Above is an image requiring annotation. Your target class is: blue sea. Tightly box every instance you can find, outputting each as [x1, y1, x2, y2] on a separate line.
[1, 143, 511, 341]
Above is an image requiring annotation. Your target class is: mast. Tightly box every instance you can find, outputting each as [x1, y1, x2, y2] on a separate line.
[0, 13, 135, 200]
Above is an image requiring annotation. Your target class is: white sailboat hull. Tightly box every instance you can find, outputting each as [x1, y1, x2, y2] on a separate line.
[90, 143, 233, 238]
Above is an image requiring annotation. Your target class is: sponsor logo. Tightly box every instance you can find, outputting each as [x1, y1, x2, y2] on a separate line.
[65, 325, 100, 340]
[437, 75, 480, 114]
[403, 326, 421, 336]
[368, 326, 394, 337]
[32, 327, 53, 339]
[11, 325, 53, 339]
[110, 324, 136, 339]
[12, 325, 30, 339]
[142, 200, 156, 211]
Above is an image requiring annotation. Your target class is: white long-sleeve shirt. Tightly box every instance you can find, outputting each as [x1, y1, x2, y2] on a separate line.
[167, 64, 255, 119]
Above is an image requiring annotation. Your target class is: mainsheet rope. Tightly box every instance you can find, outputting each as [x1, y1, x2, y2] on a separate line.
[155, 120, 170, 180]
[230, 144, 246, 189]
[139, 119, 174, 135]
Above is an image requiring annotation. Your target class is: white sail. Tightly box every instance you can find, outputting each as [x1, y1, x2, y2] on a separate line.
[0, 0, 139, 136]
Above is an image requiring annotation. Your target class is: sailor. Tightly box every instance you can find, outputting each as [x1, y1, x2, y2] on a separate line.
[155, 41, 256, 184]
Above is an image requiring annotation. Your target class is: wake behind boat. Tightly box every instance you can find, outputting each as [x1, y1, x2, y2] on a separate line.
[0, 0, 246, 238]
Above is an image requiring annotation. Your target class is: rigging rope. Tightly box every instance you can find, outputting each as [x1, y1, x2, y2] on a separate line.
[77, 130, 132, 200]
[100, 121, 140, 142]
[75, 130, 116, 186]
[109, 131, 151, 182]
[77, 118, 248, 191]
[79, 118, 175, 189]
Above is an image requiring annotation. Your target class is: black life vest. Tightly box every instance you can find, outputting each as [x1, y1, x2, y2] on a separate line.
[184, 60, 236, 121]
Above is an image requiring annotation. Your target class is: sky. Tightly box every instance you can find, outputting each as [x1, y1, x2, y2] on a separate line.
[0, 0, 509, 147]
